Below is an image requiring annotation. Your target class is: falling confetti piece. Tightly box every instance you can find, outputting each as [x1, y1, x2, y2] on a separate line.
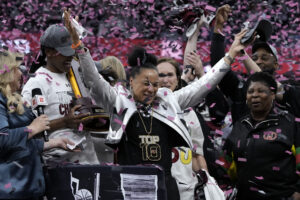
[4, 183, 11, 189]
[285, 150, 292, 155]
[215, 159, 224, 166]
[253, 134, 260, 139]
[272, 166, 280, 171]
[205, 83, 211, 89]
[167, 116, 174, 121]
[78, 123, 83, 131]
[209, 103, 216, 108]
[238, 157, 247, 162]
[255, 176, 264, 180]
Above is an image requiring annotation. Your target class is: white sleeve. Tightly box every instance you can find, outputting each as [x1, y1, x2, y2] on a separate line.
[174, 58, 230, 110]
[77, 48, 117, 114]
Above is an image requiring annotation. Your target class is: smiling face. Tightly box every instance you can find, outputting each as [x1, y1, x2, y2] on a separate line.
[252, 48, 278, 74]
[45, 48, 73, 73]
[157, 62, 179, 91]
[246, 81, 275, 117]
[130, 68, 159, 105]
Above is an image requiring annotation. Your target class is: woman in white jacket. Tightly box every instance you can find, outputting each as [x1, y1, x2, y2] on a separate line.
[64, 8, 246, 200]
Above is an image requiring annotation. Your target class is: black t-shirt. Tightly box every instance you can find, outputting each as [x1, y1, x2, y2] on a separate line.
[116, 112, 184, 175]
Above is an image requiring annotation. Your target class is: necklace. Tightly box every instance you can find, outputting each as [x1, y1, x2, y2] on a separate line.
[137, 106, 153, 134]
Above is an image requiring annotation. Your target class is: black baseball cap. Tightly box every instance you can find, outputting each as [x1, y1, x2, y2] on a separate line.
[252, 41, 278, 61]
[40, 24, 75, 57]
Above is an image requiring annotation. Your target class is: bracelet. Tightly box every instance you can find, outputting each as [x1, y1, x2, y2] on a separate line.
[71, 40, 82, 49]
[225, 53, 235, 65]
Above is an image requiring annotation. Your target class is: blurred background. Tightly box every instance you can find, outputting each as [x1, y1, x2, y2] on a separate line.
[0, 0, 299, 82]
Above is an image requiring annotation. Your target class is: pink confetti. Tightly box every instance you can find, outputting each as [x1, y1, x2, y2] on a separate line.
[255, 176, 264, 180]
[215, 159, 224, 166]
[272, 166, 280, 171]
[56, 82, 60, 86]
[78, 123, 83, 131]
[285, 150, 292, 155]
[238, 157, 247, 162]
[237, 140, 240, 148]
[215, 129, 223, 136]
[164, 91, 168, 96]
[167, 116, 175, 121]
[295, 118, 300, 122]
[4, 183, 11, 189]
[18, 18, 26, 25]
[276, 129, 281, 133]
[238, 55, 249, 61]
[209, 103, 216, 108]
[205, 5, 216, 12]
[253, 134, 260, 139]
[0, 132, 9, 136]
[190, 121, 194, 125]
[205, 83, 211, 89]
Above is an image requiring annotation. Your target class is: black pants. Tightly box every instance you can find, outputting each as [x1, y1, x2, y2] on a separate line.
[165, 175, 180, 200]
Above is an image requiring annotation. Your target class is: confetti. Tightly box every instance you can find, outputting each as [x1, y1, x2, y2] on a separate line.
[238, 157, 247, 162]
[215, 159, 224, 166]
[253, 134, 260, 139]
[78, 123, 83, 132]
[285, 150, 292, 155]
[205, 83, 211, 89]
[209, 103, 216, 108]
[4, 183, 11, 189]
[272, 166, 280, 171]
[167, 116, 175, 121]
[255, 176, 264, 180]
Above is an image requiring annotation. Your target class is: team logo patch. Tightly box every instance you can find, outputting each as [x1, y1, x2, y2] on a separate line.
[263, 131, 277, 141]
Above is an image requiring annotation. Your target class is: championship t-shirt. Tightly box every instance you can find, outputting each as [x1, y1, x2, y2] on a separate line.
[116, 112, 184, 175]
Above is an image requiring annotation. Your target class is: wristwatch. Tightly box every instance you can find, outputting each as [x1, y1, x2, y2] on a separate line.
[225, 53, 235, 65]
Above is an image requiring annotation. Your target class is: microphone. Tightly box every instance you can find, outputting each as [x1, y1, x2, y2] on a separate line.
[31, 88, 49, 141]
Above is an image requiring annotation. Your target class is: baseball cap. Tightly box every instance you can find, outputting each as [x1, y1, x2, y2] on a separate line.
[40, 24, 75, 57]
[252, 41, 278, 61]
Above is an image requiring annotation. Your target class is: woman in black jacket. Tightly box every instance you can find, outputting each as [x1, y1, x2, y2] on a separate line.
[221, 72, 300, 200]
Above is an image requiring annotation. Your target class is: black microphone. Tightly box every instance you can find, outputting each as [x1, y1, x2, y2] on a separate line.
[31, 88, 49, 141]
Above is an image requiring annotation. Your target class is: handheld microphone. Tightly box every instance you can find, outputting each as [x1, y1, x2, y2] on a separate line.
[32, 88, 49, 141]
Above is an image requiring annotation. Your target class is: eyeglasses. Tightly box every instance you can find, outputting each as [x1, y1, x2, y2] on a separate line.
[251, 53, 274, 62]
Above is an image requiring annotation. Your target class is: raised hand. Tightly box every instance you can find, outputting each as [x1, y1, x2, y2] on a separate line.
[228, 29, 248, 59]
[185, 51, 204, 78]
[63, 8, 80, 45]
[214, 4, 231, 33]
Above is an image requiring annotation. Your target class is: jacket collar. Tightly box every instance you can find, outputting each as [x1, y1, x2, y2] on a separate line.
[241, 108, 284, 129]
